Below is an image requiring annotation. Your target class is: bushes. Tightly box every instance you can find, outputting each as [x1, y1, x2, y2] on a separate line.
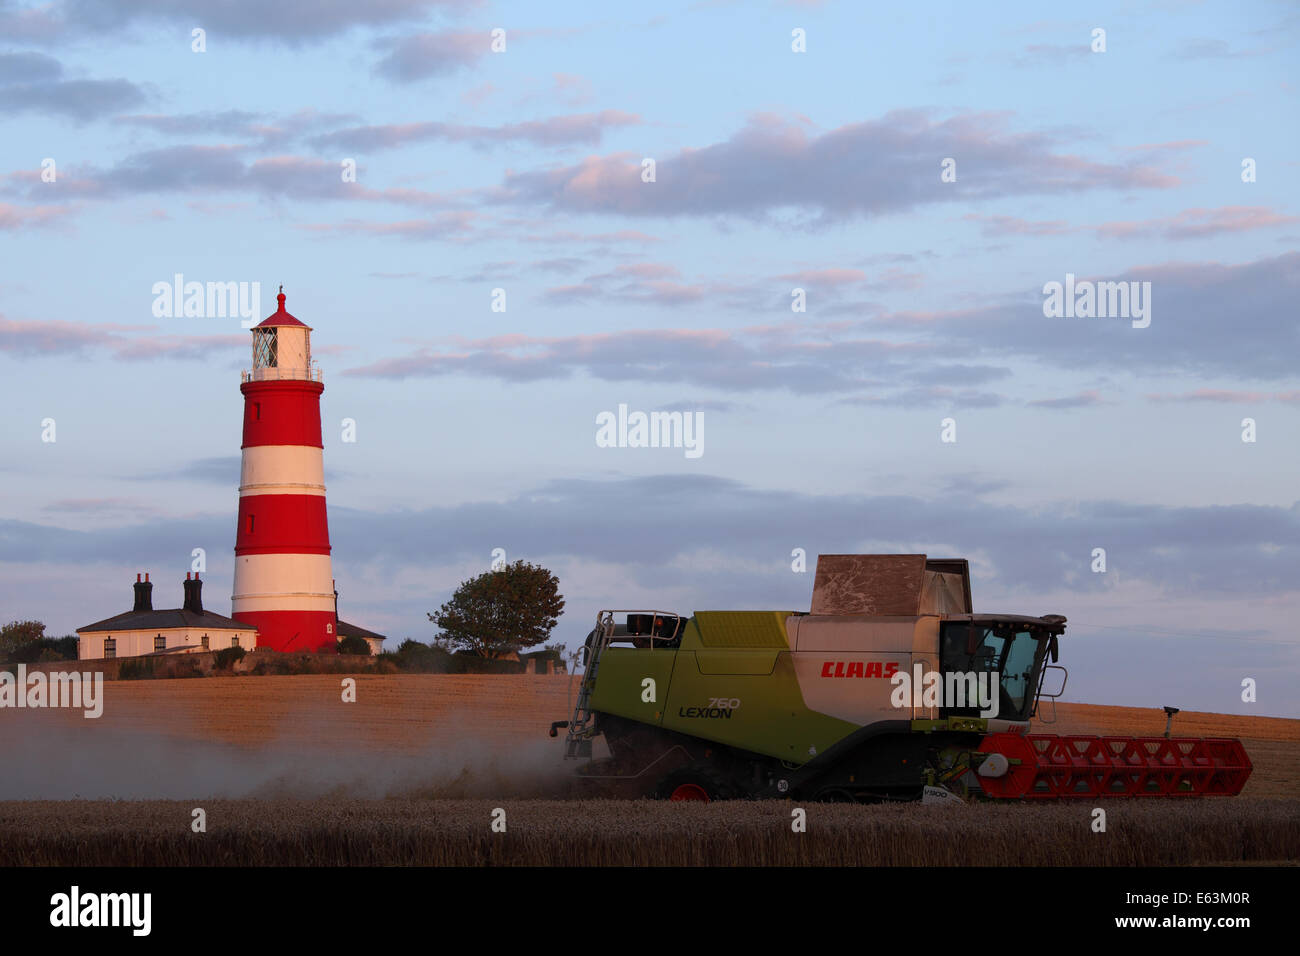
[158, 657, 202, 679]
[246, 651, 374, 676]
[384, 640, 527, 674]
[391, 639, 449, 673]
[448, 652, 526, 675]
[337, 635, 371, 656]
[213, 646, 247, 671]
[99, 640, 541, 680]
[118, 657, 156, 680]
[248, 654, 294, 676]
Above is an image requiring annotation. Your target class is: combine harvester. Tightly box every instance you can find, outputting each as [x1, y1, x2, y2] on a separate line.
[550, 554, 1252, 802]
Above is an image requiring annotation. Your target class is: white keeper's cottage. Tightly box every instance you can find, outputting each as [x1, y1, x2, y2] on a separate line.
[77, 573, 258, 659]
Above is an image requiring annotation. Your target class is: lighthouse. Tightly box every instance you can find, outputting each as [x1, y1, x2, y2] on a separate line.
[231, 289, 336, 652]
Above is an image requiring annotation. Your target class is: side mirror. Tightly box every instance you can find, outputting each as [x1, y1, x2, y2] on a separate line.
[1049, 634, 1059, 663]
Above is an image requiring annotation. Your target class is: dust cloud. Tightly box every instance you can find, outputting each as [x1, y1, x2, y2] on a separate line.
[0, 707, 578, 801]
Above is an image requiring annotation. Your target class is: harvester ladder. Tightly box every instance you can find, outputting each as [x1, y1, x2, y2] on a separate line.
[564, 612, 615, 758]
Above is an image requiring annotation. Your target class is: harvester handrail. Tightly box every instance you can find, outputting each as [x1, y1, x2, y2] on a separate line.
[596, 609, 687, 648]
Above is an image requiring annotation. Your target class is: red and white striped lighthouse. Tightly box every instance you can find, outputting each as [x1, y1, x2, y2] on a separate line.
[231, 289, 336, 652]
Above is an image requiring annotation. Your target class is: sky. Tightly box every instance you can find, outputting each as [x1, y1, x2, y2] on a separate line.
[0, 0, 1297, 717]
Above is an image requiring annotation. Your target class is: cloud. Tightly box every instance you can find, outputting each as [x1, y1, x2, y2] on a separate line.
[0, 51, 145, 122]
[0, 3, 65, 43]
[776, 268, 867, 285]
[530, 257, 587, 274]
[130, 457, 241, 484]
[1096, 206, 1300, 240]
[963, 214, 1073, 237]
[344, 252, 1298, 387]
[538, 264, 736, 308]
[114, 110, 265, 137]
[343, 322, 929, 394]
[8, 146, 459, 208]
[907, 364, 1012, 386]
[879, 252, 1300, 382]
[1172, 37, 1268, 60]
[311, 110, 642, 152]
[963, 207, 1297, 242]
[533, 260, 923, 311]
[373, 30, 488, 82]
[0, 50, 61, 83]
[1121, 140, 1209, 153]
[4, 475, 1296, 604]
[299, 212, 479, 240]
[1145, 389, 1298, 404]
[656, 399, 747, 413]
[1027, 389, 1104, 409]
[492, 111, 1176, 222]
[1013, 43, 1094, 67]
[839, 386, 1007, 408]
[42, 498, 163, 519]
[0, 317, 243, 360]
[52, 0, 478, 44]
[520, 228, 661, 245]
[0, 202, 73, 231]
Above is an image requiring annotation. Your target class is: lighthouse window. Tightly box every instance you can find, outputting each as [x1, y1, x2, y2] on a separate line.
[232, 636, 240, 648]
[254, 402, 261, 421]
[104, 637, 116, 659]
[247, 514, 255, 533]
[201, 634, 209, 650]
[154, 634, 166, 652]
[253, 328, 278, 368]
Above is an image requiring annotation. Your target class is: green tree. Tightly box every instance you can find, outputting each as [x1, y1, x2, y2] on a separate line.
[337, 634, 371, 655]
[429, 560, 564, 658]
[43, 636, 80, 661]
[0, 620, 45, 662]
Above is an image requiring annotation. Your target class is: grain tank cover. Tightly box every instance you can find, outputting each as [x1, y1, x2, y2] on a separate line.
[810, 554, 972, 616]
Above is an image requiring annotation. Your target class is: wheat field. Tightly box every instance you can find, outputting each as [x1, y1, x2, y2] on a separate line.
[1, 675, 1296, 865]
[1, 797, 1296, 866]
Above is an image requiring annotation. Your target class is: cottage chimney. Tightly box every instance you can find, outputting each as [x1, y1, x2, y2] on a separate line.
[183, 572, 204, 615]
[133, 572, 153, 612]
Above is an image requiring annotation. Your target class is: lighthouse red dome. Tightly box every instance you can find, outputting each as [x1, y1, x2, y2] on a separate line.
[253, 290, 312, 330]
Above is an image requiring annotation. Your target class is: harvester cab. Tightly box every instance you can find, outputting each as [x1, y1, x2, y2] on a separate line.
[551, 554, 1251, 802]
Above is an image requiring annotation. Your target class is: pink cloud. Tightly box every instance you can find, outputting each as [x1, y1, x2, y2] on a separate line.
[0, 317, 242, 360]
[963, 214, 1072, 237]
[776, 268, 867, 284]
[0, 202, 74, 231]
[1097, 206, 1299, 240]
[1145, 389, 1283, 403]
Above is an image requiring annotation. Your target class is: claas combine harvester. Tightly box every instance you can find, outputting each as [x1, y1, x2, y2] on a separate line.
[550, 554, 1253, 802]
